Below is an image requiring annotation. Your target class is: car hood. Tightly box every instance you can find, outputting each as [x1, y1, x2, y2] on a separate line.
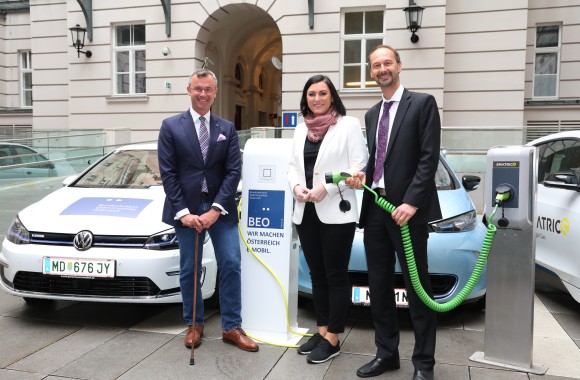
[436, 188, 475, 220]
[18, 186, 170, 236]
[354, 188, 475, 221]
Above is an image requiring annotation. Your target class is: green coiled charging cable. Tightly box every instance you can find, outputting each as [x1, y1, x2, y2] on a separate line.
[327, 171, 505, 312]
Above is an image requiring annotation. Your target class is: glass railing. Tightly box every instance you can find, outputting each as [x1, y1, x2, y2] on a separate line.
[0, 130, 155, 188]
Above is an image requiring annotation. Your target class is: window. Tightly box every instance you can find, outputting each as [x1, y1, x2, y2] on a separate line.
[342, 10, 384, 90]
[20, 51, 32, 107]
[114, 24, 146, 95]
[537, 139, 580, 183]
[235, 63, 243, 88]
[533, 24, 560, 98]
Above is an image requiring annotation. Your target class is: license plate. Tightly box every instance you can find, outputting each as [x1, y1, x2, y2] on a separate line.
[42, 257, 115, 278]
[352, 286, 409, 308]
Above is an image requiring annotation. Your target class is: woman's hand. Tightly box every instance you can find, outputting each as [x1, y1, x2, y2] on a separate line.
[293, 184, 310, 203]
[307, 185, 328, 203]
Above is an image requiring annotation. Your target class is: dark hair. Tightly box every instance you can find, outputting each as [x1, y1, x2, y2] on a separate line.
[299, 75, 346, 117]
[367, 44, 401, 65]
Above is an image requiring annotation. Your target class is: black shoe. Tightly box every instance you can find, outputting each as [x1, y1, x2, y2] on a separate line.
[306, 338, 340, 364]
[356, 353, 400, 378]
[413, 368, 434, 380]
[297, 333, 323, 355]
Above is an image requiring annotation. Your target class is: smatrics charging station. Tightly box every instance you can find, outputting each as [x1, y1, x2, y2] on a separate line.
[470, 145, 547, 375]
[239, 138, 308, 346]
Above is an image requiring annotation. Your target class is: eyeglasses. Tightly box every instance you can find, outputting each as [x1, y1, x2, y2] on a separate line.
[191, 87, 215, 94]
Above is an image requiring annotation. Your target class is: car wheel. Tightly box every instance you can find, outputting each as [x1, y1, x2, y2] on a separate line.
[465, 294, 486, 310]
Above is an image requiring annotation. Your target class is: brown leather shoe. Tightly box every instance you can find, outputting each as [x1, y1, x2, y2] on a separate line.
[184, 325, 204, 349]
[222, 327, 259, 352]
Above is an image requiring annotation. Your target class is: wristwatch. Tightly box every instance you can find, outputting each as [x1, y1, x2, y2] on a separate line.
[211, 205, 221, 212]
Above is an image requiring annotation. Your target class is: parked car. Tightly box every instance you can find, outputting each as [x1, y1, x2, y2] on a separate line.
[526, 131, 580, 304]
[298, 154, 488, 308]
[0, 143, 217, 304]
[0, 142, 74, 186]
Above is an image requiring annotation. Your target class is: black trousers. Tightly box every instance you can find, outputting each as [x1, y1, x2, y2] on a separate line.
[296, 202, 355, 334]
[363, 201, 437, 370]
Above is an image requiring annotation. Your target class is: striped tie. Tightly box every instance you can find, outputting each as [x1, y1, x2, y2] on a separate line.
[199, 116, 209, 192]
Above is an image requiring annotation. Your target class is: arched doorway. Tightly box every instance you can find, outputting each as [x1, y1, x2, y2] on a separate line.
[196, 4, 282, 131]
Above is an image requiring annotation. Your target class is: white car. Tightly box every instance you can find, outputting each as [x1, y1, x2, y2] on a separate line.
[527, 131, 580, 304]
[0, 143, 218, 304]
[0, 142, 75, 186]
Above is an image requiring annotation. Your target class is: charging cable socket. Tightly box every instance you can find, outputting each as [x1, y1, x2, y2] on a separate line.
[495, 184, 513, 205]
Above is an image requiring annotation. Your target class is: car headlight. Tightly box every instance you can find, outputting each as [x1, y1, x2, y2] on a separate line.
[143, 228, 211, 250]
[143, 229, 179, 250]
[430, 210, 477, 233]
[6, 215, 30, 244]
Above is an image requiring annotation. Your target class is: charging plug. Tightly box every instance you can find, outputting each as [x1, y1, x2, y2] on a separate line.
[495, 184, 513, 205]
[325, 171, 352, 184]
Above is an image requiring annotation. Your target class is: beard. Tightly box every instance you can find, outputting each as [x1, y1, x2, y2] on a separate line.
[374, 71, 398, 89]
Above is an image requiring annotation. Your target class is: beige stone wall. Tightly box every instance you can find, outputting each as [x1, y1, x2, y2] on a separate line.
[524, 0, 580, 131]
[0, 0, 577, 145]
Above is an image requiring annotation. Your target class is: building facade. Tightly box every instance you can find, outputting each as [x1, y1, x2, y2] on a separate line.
[0, 0, 579, 148]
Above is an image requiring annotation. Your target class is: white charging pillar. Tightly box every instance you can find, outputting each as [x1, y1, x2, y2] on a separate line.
[240, 138, 308, 345]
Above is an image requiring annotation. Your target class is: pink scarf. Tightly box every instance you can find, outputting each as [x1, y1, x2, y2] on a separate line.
[304, 109, 338, 143]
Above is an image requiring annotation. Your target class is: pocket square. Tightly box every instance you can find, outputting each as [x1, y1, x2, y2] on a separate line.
[217, 134, 227, 142]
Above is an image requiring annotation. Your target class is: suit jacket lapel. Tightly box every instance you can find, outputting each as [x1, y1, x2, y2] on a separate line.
[205, 115, 221, 163]
[180, 111, 204, 162]
[315, 118, 339, 167]
[367, 101, 382, 156]
[386, 89, 410, 160]
[181, 110, 202, 159]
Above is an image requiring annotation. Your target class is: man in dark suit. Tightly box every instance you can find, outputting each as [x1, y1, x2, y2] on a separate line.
[158, 69, 258, 352]
[347, 45, 441, 380]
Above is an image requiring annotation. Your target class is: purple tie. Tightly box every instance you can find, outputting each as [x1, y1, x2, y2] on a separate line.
[373, 101, 394, 184]
[198, 116, 209, 192]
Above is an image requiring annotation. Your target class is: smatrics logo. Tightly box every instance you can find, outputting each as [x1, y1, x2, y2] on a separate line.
[494, 161, 519, 168]
[536, 216, 570, 236]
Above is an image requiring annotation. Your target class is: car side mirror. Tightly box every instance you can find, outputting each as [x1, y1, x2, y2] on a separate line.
[544, 172, 580, 191]
[62, 175, 78, 187]
[462, 175, 481, 192]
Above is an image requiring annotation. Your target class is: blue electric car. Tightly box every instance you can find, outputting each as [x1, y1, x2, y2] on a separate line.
[297, 155, 488, 308]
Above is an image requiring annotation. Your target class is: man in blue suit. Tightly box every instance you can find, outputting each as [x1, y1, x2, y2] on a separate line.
[158, 69, 258, 352]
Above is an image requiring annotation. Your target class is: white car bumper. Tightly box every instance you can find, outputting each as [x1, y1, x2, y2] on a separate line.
[0, 238, 217, 303]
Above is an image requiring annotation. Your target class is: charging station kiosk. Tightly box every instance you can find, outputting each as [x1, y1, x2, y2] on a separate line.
[240, 138, 308, 346]
[470, 145, 547, 374]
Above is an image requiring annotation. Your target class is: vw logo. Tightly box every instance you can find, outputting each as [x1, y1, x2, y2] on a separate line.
[73, 230, 94, 251]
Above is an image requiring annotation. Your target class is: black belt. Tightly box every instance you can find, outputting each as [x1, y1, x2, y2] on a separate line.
[375, 187, 387, 196]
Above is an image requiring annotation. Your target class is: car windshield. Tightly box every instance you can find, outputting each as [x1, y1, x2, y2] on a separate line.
[435, 159, 455, 190]
[74, 149, 161, 188]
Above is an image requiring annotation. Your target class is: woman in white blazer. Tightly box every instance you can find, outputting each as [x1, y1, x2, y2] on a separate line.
[288, 75, 368, 364]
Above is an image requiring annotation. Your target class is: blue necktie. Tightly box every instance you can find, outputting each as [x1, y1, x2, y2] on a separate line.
[373, 101, 394, 184]
[198, 116, 209, 192]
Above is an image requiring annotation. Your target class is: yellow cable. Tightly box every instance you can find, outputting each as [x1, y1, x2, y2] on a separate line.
[237, 198, 313, 348]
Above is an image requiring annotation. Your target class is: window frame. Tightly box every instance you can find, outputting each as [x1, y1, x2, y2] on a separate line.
[19, 50, 33, 107]
[340, 8, 385, 91]
[532, 23, 561, 99]
[112, 23, 146, 96]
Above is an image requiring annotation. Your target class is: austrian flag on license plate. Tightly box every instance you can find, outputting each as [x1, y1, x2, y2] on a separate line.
[42, 257, 115, 278]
